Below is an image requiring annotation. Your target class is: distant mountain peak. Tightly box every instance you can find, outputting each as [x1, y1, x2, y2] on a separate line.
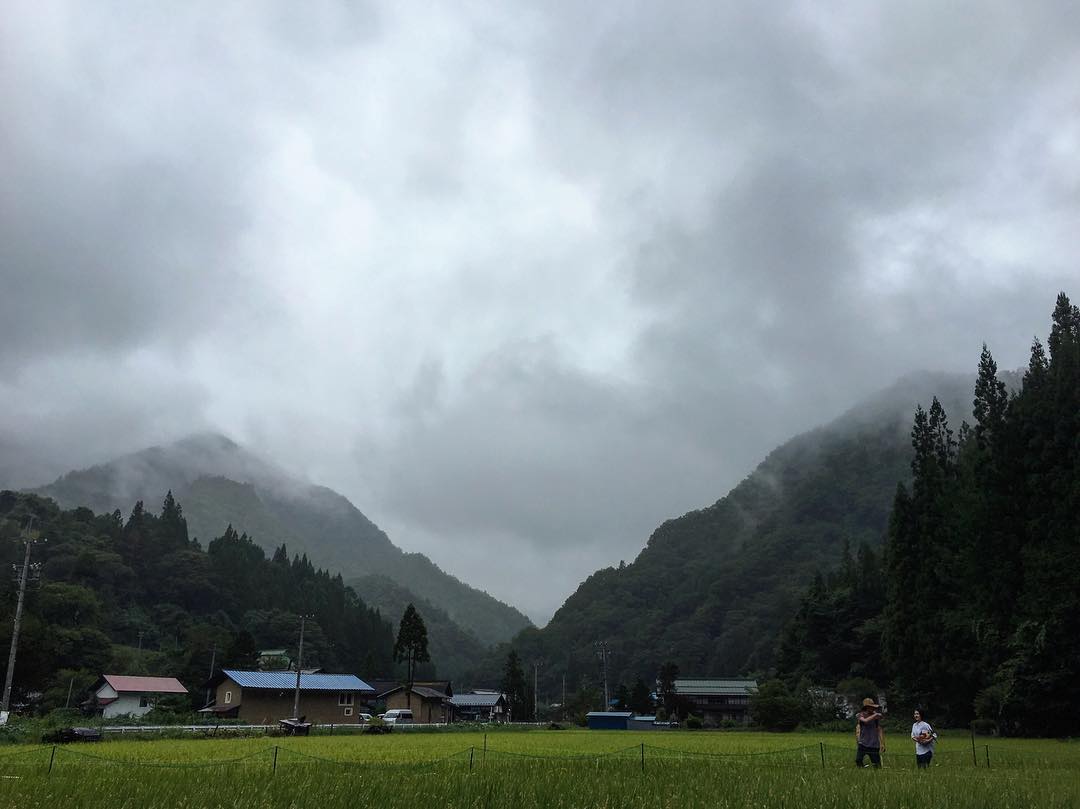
[33, 433, 533, 650]
[169, 431, 241, 453]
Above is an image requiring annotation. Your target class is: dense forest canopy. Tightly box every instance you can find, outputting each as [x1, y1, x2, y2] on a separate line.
[778, 292, 1079, 735]
[478, 293, 1077, 736]
[465, 372, 973, 696]
[0, 491, 396, 712]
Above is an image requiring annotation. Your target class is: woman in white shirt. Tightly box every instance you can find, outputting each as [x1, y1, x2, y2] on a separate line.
[911, 709, 936, 768]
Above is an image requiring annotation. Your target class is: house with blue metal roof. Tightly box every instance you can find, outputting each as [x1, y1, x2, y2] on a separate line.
[201, 669, 377, 724]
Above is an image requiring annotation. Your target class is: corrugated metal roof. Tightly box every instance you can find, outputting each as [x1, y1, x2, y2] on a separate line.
[585, 711, 633, 717]
[222, 670, 374, 692]
[103, 675, 187, 694]
[672, 678, 757, 696]
[451, 693, 505, 707]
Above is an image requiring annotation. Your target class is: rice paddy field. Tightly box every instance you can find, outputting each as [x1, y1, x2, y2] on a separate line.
[1, 729, 1077, 809]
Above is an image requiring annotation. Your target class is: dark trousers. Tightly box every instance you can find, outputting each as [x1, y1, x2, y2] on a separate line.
[916, 751, 933, 768]
[856, 745, 881, 767]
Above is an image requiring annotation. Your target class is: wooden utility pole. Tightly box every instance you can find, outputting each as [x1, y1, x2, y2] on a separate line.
[2, 518, 43, 715]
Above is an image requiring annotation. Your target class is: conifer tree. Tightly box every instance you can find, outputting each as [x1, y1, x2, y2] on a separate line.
[393, 603, 430, 703]
[629, 678, 653, 715]
[160, 490, 189, 548]
[501, 650, 527, 721]
[972, 344, 1008, 452]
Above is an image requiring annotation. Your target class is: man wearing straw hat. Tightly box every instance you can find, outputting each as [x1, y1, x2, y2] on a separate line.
[854, 697, 886, 768]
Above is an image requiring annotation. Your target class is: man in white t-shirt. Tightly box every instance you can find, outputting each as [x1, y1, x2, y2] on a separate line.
[911, 709, 936, 768]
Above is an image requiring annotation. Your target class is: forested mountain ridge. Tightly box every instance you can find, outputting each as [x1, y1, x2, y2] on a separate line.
[0, 490, 395, 711]
[779, 292, 1080, 735]
[32, 435, 532, 654]
[349, 574, 489, 681]
[471, 370, 978, 693]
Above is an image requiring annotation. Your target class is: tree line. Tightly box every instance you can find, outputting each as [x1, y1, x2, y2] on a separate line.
[0, 490, 397, 713]
[776, 292, 1079, 735]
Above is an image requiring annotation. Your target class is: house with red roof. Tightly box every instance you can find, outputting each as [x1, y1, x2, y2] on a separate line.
[92, 675, 188, 719]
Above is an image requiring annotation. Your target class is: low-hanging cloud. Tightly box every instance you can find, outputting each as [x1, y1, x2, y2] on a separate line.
[2, 0, 1078, 621]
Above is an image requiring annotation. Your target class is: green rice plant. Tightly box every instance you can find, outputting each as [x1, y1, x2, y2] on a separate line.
[0, 730, 1075, 808]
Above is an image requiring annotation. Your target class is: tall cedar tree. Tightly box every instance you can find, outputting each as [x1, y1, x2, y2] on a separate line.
[775, 541, 885, 689]
[501, 650, 527, 721]
[1003, 293, 1080, 734]
[629, 678, 653, 715]
[393, 604, 431, 703]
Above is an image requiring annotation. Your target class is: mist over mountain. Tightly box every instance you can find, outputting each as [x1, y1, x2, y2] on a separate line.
[32, 434, 532, 656]
[475, 370, 983, 691]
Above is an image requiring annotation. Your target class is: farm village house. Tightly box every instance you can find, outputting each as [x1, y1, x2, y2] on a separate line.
[90, 675, 188, 719]
[201, 670, 377, 724]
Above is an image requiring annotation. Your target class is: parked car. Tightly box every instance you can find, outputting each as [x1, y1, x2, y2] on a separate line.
[359, 713, 373, 723]
[43, 727, 103, 743]
[380, 709, 413, 725]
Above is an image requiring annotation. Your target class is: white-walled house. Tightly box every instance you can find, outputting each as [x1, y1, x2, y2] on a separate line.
[93, 675, 188, 718]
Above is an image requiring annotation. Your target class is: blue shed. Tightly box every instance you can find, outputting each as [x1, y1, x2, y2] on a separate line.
[585, 711, 633, 730]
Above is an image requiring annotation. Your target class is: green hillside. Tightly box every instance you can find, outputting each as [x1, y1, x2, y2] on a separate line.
[350, 574, 489, 682]
[33, 436, 532, 663]
[0, 491, 395, 712]
[475, 371, 977, 692]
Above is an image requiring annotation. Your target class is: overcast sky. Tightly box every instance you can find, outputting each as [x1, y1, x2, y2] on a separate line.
[2, 1, 1078, 621]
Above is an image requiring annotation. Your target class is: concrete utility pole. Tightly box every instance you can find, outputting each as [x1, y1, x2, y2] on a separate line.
[532, 661, 541, 721]
[2, 518, 44, 715]
[596, 641, 610, 710]
[205, 644, 217, 707]
[291, 616, 308, 720]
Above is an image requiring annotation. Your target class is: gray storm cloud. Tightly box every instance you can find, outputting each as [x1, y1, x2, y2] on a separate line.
[1, 0, 1078, 621]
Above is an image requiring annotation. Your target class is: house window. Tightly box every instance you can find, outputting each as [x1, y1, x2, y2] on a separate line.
[224, 690, 232, 705]
[139, 696, 150, 708]
[338, 692, 354, 706]
[343, 707, 353, 717]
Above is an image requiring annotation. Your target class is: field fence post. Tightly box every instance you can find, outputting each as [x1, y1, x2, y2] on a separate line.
[641, 742, 645, 773]
[48, 745, 56, 775]
[984, 745, 990, 769]
[819, 742, 825, 769]
[470, 746, 474, 772]
[970, 729, 978, 767]
[273, 745, 279, 774]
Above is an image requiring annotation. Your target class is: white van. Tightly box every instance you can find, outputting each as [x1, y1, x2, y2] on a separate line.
[380, 709, 413, 725]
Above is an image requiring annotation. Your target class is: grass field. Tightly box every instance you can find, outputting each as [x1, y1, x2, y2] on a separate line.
[0, 730, 1077, 808]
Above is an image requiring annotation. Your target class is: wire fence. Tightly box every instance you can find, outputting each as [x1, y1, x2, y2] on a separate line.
[0, 740, 1076, 777]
